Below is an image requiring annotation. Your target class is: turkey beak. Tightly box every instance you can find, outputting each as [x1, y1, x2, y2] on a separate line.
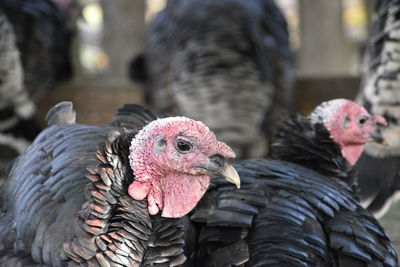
[220, 164, 241, 189]
[368, 132, 389, 146]
[368, 115, 389, 146]
[195, 155, 241, 188]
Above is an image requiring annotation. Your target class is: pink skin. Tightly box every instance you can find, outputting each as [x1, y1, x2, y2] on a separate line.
[128, 118, 236, 218]
[324, 101, 387, 165]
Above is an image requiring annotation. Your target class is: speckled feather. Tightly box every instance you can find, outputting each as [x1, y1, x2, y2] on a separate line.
[355, 0, 400, 217]
[135, 0, 294, 158]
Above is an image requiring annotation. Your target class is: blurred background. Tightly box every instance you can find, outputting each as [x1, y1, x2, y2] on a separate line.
[2, 0, 400, 253]
[36, 0, 371, 122]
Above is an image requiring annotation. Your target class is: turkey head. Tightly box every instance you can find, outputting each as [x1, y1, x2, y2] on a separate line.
[128, 116, 240, 218]
[310, 98, 387, 165]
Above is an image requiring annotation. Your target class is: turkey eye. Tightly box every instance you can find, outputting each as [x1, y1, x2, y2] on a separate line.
[358, 116, 369, 126]
[176, 140, 192, 153]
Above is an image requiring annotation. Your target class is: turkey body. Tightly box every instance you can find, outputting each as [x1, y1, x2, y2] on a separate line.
[191, 115, 398, 266]
[0, 103, 189, 266]
[355, 0, 400, 217]
[137, 0, 294, 158]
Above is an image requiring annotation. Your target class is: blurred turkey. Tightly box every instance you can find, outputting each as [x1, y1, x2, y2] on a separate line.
[1, 0, 74, 100]
[131, 0, 294, 159]
[0, 0, 75, 177]
[0, 102, 239, 266]
[191, 99, 397, 266]
[355, 0, 400, 218]
[0, 10, 33, 176]
[0, 0, 72, 144]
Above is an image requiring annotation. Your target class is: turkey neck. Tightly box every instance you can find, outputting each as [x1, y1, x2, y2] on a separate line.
[63, 131, 186, 266]
[272, 115, 358, 191]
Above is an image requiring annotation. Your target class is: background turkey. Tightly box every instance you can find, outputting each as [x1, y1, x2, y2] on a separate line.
[0, 102, 240, 266]
[0, 10, 33, 178]
[130, 0, 294, 159]
[190, 99, 397, 266]
[1, 0, 74, 101]
[355, 0, 400, 218]
[0, 0, 75, 178]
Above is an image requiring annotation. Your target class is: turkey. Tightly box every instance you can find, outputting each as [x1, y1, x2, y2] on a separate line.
[191, 99, 398, 266]
[1, 0, 74, 100]
[131, 0, 294, 159]
[0, 0, 75, 179]
[0, 10, 33, 178]
[0, 102, 240, 266]
[354, 0, 400, 218]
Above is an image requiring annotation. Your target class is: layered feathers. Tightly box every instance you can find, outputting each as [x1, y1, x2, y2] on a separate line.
[0, 103, 190, 266]
[190, 114, 398, 266]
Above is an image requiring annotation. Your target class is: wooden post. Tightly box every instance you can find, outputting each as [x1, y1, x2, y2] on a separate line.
[100, 0, 145, 82]
[297, 0, 359, 77]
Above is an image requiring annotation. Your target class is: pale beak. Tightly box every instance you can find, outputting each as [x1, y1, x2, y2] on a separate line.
[368, 132, 389, 146]
[194, 155, 241, 188]
[221, 164, 241, 189]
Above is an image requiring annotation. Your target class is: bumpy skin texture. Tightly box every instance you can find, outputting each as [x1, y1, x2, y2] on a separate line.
[135, 0, 294, 159]
[190, 103, 397, 266]
[355, 0, 400, 217]
[0, 103, 225, 266]
[128, 117, 235, 218]
[309, 99, 386, 166]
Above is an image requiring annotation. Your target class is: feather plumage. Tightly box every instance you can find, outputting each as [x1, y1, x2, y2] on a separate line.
[0, 103, 198, 266]
[190, 112, 398, 266]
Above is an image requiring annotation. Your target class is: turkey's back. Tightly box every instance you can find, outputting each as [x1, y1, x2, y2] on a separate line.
[0, 123, 114, 265]
[191, 159, 398, 266]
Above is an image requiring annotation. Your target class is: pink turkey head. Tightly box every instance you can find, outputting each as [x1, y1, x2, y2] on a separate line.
[309, 99, 387, 165]
[128, 117, 240, 218]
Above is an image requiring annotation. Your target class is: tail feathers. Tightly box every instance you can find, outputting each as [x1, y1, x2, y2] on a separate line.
[110, 103, 157, 130]
[45, 101, 76, 126]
